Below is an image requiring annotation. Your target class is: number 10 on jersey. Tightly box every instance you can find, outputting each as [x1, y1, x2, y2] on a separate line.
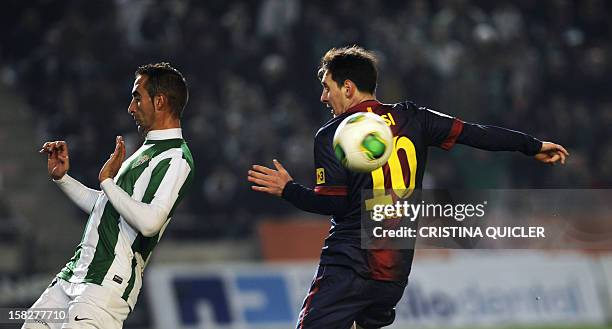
[365, 136, 417, 211]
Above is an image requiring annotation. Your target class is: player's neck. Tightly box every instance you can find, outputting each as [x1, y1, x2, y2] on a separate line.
[157, 114, 181, 129]
[146, 117, 181, 134]
[342, 93, 377, 114]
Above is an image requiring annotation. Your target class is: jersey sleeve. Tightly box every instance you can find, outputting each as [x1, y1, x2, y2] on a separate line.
[101, 154, 192, 237]
[416, 106, 464, 150]
[281, 181, 349, 216]
[280, 128, 350, 216]
[456, 123, 543, 155]
[313, 129, 348, 196]
[54, 174, 102, 214]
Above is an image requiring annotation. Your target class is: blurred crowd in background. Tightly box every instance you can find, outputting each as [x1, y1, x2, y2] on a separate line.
[1, 0, 611, 239]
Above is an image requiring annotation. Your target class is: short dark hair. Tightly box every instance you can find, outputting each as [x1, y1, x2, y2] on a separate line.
[318, 46, 378, 94]
[135, 62, 189, 118]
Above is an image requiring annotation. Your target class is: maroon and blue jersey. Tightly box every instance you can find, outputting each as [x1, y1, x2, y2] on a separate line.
[282, 100, 542, 282]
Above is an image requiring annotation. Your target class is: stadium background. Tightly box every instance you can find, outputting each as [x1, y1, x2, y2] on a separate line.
[0, 0, 611, 328]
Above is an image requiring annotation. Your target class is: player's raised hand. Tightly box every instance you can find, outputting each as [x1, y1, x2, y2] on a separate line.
[248, 159, 293, 197]
[39, 140, 70, 180]
[99, 136, 126, 182]
[534, 142, 569, 165]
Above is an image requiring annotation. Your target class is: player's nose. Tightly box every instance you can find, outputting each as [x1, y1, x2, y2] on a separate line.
[320, 91, 328, 104]
[127, 100, 136, 114]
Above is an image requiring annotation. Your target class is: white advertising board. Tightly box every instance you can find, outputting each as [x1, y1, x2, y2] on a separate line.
[146, 251, 607, 329]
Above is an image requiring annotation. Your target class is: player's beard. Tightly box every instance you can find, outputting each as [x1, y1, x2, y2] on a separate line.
[134, 114, 150, 137]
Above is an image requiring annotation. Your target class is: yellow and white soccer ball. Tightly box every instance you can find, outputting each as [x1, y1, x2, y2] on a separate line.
[333, 112, 393, 173]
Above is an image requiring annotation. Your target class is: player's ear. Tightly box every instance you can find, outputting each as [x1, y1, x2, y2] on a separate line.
[153, 94, 166, 111]
[344, 80, 353, 98]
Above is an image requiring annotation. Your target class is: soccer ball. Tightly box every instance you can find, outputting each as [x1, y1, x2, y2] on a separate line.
[333, 112, 393, 173]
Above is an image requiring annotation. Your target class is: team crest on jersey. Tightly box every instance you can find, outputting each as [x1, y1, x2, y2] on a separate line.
[132, 154, 151, 169]
[316, 168, 325, 184]
[113, 275, 123, 284]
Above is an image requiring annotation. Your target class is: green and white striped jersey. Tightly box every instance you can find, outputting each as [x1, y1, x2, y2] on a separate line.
[56, 129, 194, 309]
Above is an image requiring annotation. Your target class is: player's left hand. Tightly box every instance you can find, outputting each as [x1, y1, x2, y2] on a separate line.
[99, 136, 126, 182]
[248, 159, 293, 197]
[534, 142, 569, 165]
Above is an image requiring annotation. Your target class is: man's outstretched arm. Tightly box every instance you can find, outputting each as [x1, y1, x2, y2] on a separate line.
[40, 140, 101, 214]
[456, 122, 569, 164]
[248, 160, 348, 216]
[419, 107, 569, 165]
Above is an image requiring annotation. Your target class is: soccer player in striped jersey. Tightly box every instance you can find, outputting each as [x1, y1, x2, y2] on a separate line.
[27, 63, 194, 329]
[248, 46, 568, 329]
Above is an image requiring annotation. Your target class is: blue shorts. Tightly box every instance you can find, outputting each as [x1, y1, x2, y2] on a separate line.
[296, 265, 406, 329]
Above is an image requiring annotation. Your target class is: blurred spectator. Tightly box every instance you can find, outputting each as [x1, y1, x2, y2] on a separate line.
[3, 0, 610, 239]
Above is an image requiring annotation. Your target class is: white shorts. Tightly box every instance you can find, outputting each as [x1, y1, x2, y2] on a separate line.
[22, 277, 130, 329]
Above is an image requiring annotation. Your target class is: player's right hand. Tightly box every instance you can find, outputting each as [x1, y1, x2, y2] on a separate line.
[248, 159, 293, 197]
[39, 141, 70, 180]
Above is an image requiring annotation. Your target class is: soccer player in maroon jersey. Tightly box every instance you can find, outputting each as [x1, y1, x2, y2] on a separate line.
[248, 46, 568, 329]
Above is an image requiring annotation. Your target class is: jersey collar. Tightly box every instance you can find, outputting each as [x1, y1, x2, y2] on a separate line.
[344, 100, 382, 115]
[145, 128, 183, 141]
